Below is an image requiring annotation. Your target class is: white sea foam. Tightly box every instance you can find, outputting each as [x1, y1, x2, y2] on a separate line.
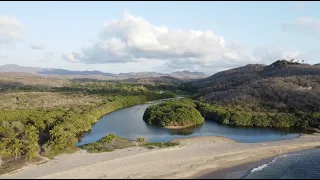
[251, 163, 268, 173]
[250, 153, 301, 173]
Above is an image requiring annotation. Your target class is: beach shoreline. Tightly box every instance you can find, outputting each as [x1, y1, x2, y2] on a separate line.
[193, 156, 275, 179]
[1, 133, 320, 179]
[194, 146, 320, 179]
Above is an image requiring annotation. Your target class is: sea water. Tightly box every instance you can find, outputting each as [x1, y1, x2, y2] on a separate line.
[244, 148, 320, 179]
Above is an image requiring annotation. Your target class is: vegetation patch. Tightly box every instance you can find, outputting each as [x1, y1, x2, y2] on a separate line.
[136, 137, 146, 142]
[80, 134, 179, 152]
[80, 134, 138, 153]
[140, 142, 180, 149]
[143, 99, 204, 128]
[195, 101, 320, 129]
[0, 79, 178, 165]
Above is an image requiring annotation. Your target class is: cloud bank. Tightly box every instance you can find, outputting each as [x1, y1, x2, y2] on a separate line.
[61, 12, 307, 72]
[0, 15, 24, 45]
[62, 12, 254, 67]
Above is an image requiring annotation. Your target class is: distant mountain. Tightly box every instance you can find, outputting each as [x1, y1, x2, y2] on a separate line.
[118, 72, 165, 78]
[315, 63, 320, 66]
[119, 76, 184, 84]
[0, 64, 43, 74]
[39, 69, 115, 76]
[191, 60, 320, 113]
[171, 70, 206, 79]
[0, 64, 208, 80]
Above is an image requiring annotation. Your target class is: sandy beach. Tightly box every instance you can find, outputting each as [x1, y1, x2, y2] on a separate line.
[1, 133, 320, 179]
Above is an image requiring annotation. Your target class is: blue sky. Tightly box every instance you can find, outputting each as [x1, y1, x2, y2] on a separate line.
[0, 1, 319, 74]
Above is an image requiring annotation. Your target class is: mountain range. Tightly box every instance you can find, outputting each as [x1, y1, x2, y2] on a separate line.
[0, 64, 208, 80]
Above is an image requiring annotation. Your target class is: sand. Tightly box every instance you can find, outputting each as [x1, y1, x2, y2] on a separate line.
[1, 133, 320, 179]
[164, 125, 192, 129]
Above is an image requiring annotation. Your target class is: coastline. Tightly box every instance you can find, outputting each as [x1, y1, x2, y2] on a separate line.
[194, 156, 275, 179]
[194, 147, 320, 179]
[1, 134, 320, 179]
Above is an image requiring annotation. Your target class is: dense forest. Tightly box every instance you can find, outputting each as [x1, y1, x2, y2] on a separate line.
[195, 101, 320, 128]
[143, 99, 204, 127]
[143, 98, 319, 129]
[0, 76, 177, 171]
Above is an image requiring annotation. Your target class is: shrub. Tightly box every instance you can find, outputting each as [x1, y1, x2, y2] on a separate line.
[136, 137, 146, 142]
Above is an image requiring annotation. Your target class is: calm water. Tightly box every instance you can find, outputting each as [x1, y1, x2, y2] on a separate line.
[77, 101, 305, 146]
[244, 148, 320, 179]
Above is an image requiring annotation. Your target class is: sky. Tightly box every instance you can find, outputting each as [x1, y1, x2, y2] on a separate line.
[0, 1, 319, 74]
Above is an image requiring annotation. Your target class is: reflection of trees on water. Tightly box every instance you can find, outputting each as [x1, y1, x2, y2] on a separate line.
[167, 125, 203, 136]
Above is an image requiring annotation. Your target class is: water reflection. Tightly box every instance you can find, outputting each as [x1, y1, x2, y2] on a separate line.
[77, 102, 306, 146]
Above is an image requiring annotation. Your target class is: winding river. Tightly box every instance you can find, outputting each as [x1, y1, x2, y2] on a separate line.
[77, 100, 308, 146]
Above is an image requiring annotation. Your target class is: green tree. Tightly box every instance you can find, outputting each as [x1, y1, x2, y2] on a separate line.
[11, 140, 24, 161]
[25, 125, 39, 162]
[25, 143, 38, 163]
[25, 125, 39, 141]
[0, 139, 10, 167]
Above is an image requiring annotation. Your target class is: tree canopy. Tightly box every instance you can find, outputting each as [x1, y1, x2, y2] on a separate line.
[143, 99, 204, 127]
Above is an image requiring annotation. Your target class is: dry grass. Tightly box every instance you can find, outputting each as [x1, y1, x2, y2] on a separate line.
[0, 73, 108, 110]
[0, 72, 70, 87]
[0, 92, 107, 110]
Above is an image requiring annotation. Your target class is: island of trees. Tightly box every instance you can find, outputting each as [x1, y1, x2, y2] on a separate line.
[143, 99, 204, 128]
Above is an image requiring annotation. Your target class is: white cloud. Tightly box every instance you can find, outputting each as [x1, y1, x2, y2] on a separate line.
[62, 12, 310, 72]
[0, 15, 24, 45]
[61, 53, 77, 63]
[62, 12, 254, 67]
[30, 44, 45, 50]
[252, 46, 308, 64]
[281, 17, 320, 35]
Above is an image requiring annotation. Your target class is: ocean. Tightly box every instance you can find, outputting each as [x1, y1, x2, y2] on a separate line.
[244, 148, 320, 179]
[196, 148, 320, 179]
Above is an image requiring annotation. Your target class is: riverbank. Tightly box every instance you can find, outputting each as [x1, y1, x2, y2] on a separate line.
[164, 125, 192, 129]
[1, 134, 320, 179]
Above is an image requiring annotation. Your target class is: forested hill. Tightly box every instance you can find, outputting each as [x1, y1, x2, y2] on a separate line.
[191, 60, 320, 114]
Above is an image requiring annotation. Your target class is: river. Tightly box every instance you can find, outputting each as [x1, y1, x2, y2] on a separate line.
[77, 100, 306, 146]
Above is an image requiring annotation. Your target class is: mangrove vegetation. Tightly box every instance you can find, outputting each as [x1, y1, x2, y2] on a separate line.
[143, 99, 204, 128]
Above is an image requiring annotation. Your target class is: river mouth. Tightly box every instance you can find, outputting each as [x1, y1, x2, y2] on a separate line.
[77, 101, 308, 146]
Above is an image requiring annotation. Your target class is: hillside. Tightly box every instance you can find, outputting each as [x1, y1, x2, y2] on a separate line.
[72, 76, 184, 85]
[192, 60, 320, 114]
[0, 64, 42, 74]
[0, 64, 208, 80]
[0, 72, 70, 89]
[123, 76, 184, 84]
